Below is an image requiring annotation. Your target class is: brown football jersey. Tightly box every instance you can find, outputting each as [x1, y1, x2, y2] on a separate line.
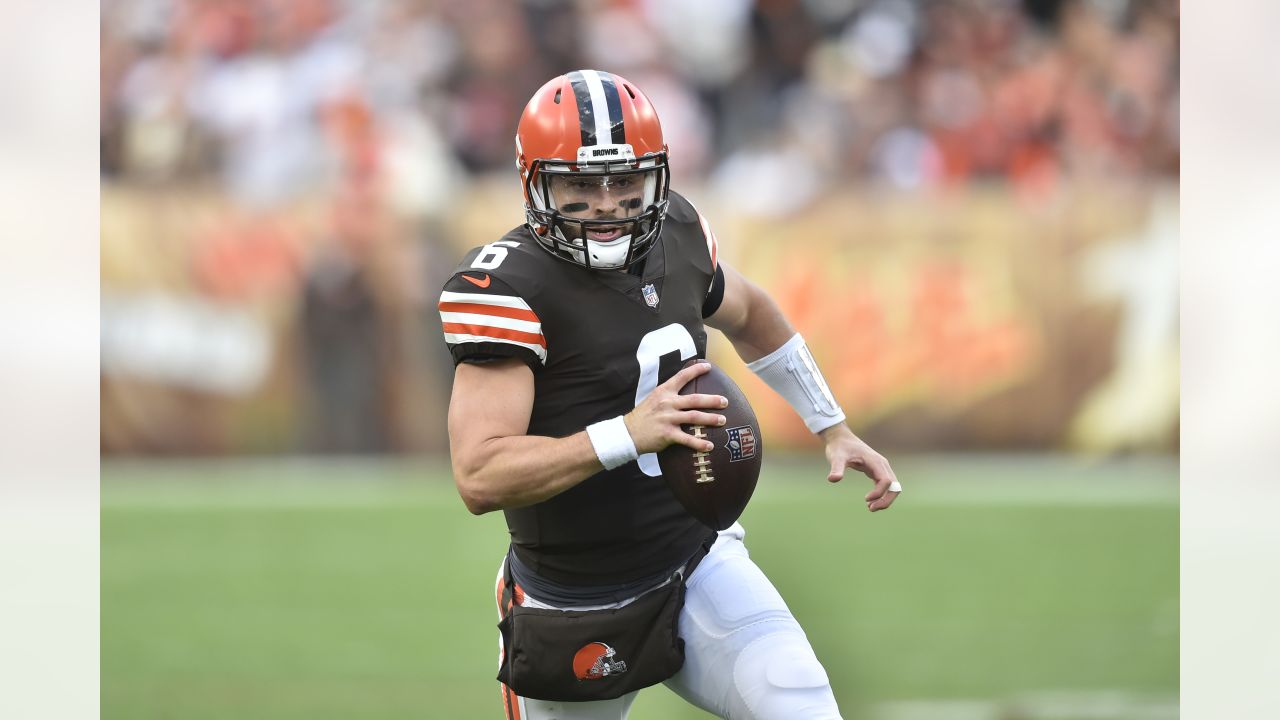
[439, 191, 722, 586]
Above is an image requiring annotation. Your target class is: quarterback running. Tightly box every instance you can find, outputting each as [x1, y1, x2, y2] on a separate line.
[440, 69, 901, 720]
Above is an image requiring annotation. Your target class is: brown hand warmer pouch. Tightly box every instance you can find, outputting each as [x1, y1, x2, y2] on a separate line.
[496, 544, 710, 702]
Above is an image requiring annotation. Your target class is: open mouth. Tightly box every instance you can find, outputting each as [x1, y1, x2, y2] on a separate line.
[587, 227, 624, 242]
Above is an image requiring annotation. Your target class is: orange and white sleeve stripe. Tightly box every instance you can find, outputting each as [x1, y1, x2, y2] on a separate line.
[695, 209, 719, 271]
[439, 290, 547, 364]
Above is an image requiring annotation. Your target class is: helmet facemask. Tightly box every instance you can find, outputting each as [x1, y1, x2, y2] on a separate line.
[524, 148, 670, 271]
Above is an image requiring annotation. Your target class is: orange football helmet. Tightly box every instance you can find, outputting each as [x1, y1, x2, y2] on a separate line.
[516, 70, 671, 270]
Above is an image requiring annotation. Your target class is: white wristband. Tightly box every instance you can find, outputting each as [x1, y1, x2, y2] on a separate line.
[586, 416, 639, 470]
[746, 333, 846, 434]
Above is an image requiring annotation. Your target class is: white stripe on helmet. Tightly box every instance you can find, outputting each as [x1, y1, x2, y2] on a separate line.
[580, 69, 613, 147]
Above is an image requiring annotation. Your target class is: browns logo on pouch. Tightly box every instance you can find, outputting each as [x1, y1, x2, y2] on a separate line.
[572, 642, 629, 680]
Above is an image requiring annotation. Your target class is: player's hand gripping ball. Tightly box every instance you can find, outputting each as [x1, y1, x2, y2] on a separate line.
[657, 359, 763, 530]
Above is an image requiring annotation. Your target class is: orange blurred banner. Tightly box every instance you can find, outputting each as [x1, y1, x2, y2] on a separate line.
[101, 182, 1177, 455]
[710, 185, 1178, 453]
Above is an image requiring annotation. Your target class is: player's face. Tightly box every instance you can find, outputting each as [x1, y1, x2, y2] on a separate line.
[538, 167, 663, 262]
[548, 173, 647, 229]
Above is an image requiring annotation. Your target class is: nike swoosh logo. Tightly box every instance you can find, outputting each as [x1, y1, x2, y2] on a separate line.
[462, 274, 491, 288]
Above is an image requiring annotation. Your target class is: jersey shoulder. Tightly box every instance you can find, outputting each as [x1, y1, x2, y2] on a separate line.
[665, 190, 719, 273]
[440, 226, 561, 371]
[666, 189, 700, 226]
[448, 226, 558, 293]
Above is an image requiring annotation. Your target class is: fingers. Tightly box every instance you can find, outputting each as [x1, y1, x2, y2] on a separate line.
[627, 363, 723, 453]
[664, 359, 711, 391]
[861, 457, 895, 501]
[827, 456, 845, 483]
[827, 453, 899, 512]
[866, 482, 899, 512]
[863, 461, 900, 513]
[824, 433, 902, 512]
[672, 393, 728, 410]
[668, 426, 714, 452]
[678, 410, 726, 428]
[828, 455, 901, 511]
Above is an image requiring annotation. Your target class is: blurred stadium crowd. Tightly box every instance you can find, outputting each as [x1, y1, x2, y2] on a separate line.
[103, 0, 1177, 199]
[100, 0, 1179, 456]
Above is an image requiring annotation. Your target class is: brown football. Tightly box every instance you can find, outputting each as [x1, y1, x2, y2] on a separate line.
[657, 359, 763, 531]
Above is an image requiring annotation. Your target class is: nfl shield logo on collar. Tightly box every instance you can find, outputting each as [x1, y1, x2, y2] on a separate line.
[642, 283, 660, 308]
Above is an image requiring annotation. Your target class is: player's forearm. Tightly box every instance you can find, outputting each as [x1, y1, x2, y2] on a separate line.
[724, 280, 847, 434]
[452, 432, 603, 514]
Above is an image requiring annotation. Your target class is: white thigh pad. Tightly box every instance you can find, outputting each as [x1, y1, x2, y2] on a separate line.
[685, 545, 792, 637]
[670, 537, 842, 719]
[734, 631, 841, 720]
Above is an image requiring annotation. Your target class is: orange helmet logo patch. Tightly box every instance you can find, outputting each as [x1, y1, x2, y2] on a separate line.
[572, 642, 628, 680]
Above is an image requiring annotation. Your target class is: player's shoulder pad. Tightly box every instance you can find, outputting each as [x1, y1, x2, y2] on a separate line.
[665, 190, 700, 227]
[667, 190, 718, 271]
[440, 228, 551, 369]
[450, 227, 553, 294]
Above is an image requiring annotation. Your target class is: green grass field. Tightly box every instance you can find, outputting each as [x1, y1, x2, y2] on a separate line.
[102, 454, 1178, 719]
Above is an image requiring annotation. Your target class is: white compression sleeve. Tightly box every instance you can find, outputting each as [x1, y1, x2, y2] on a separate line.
[745, 333, 846, 433]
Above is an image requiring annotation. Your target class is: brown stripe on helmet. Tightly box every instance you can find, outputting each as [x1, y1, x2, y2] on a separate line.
[567, 71, 596, 146]
[599, 74, 626, 145]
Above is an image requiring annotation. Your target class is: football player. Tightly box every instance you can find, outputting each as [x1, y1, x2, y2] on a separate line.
[440, 69, 901, 720]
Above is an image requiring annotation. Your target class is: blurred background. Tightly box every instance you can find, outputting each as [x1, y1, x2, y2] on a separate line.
[100, 0, 1178, 718]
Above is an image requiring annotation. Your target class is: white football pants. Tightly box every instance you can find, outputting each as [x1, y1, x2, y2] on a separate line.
[494, 523, 843, 719]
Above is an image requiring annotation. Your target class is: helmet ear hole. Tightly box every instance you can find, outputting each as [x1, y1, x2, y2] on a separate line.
[554, 89, 562, 104]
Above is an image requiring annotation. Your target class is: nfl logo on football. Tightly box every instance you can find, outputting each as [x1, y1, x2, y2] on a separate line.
[726, 426, 756, 462]
[642, 283, 660, 308]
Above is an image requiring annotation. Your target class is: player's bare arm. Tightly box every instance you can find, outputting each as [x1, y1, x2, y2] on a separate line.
[707, 261, 901, 512]
[448, 358, 725, 514]
[703, 262, 795, 363]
